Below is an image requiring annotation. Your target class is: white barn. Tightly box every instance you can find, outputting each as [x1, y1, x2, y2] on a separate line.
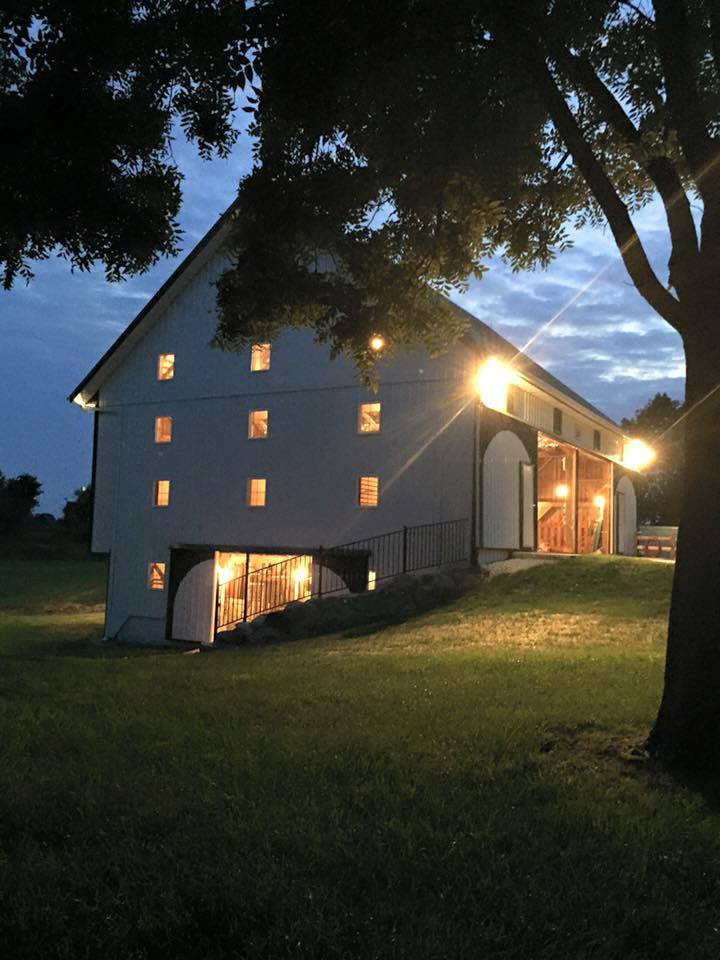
[70, 214, 644, 646]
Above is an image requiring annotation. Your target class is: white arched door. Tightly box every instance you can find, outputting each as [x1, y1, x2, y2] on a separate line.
[615, 475, 637, 555]
[483, 430, 535, 550]
[173, 559, 217, 644]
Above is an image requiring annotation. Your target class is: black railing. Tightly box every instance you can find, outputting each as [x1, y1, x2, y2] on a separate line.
[215, 518, 469, 631]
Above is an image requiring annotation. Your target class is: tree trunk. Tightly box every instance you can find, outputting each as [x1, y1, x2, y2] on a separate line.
[649, 327, 720, 770]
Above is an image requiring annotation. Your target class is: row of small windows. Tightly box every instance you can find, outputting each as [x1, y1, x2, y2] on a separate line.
[152, 402, 381, 446]
[151, 475, 379, 510]
[508, 385, 605, 454]
[156, 344, 271, 381]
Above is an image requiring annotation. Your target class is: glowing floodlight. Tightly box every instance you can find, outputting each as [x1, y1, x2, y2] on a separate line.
[369, 334, 385, 352]
[593, 494, 606, 509]
[555, 484, 569, 500]
[623, 438, 655, 471]
[475, 356, 512, 411]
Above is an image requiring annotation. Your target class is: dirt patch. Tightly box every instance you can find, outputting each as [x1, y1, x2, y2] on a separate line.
[481, 558, 558, 579]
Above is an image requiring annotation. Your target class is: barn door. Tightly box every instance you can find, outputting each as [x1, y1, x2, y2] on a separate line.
[520, 462, 535, 550]
[171, 558, 217, 644]
[615, 476, 637, 555]
[483, 430, 532, 549]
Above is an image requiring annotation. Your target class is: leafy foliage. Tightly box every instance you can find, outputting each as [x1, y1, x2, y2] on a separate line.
[62, 485, 93, 542]
[622, 393, 684, 524]
[0, 1, 251, 287]
[216, 0, 720, 373]
[0, 471, 41, 538]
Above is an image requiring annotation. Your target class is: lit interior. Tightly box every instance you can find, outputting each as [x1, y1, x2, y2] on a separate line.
[247, 478, 266, 507]
[216, 552, 313, 627]
[537, 433, 611, 554]
[250, 343, 271, 371]
[157, 353, 175, 380]
[155, 416, 172, 443]
[148, 561, 165, 590]
[248, 409, 269, 439]
[358, 402, 381, 433]
[154, 479, 170, 507]
[358, 475, 379, 507]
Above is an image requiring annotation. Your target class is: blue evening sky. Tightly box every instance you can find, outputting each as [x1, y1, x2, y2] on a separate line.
[0, 128, 685, 515]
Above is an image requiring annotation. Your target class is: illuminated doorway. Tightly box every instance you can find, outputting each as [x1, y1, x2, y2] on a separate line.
[537, 433, 612, 554]
[537, 434, 576, 553]
[215, 552, 313, 628]
[577, 450, 612, 554]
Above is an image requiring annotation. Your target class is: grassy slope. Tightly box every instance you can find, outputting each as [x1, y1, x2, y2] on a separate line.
[3, 557, 720, 959]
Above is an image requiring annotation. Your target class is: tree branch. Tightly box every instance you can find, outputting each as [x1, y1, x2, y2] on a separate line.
[705, 0, 720, 81]
[653, 0, 720, 191]
[533, 59, 684, 329]
[552, 47, 698, 293]
[620, 0, 656, 25]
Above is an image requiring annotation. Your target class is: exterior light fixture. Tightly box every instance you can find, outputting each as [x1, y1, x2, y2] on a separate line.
[623, 438, 655, 471]
[555, 484, 569, 500]
[475, 356, 512, 411]
[369, 334, 385, 352]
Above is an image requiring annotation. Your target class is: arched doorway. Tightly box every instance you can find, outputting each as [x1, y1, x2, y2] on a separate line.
[615, 475, 637, 555]
[483, 430, 534, 550]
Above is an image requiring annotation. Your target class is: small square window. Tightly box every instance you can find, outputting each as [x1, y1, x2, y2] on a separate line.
[248, 409, 269, 439]
[155, 416, 172, 443]
[358, 476, 379, 508]
[593, 429, 602, 451]
[553, 407, 563, 435]
[247, 478, 266, 507]
[250, 343, 271, 372]
[154, 480, 170, 507]
[358, 402, 381, 433]
[157, 354, 175, 380]
[148, 562, 165, 590]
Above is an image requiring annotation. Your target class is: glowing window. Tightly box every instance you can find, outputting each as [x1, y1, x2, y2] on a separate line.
[358, 402, 381, 433]
[248, 409, 269, 439]
[250, 343, 271, 372]
[247, 478, 266, 507]
[154, 480, 170, 507]
[358, 476, 379, 508]
[157, 354, 175, 380]
[155, 416, 172, 444]
[148, 562, 165, 590]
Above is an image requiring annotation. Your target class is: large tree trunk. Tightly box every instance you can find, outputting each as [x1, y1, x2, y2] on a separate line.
[649, 328, 720, 770]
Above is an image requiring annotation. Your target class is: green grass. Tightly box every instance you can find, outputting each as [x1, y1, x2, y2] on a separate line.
[4, 555, 720, 959]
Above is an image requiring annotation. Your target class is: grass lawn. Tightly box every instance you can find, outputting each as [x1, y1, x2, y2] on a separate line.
[2, 555, 719, 959]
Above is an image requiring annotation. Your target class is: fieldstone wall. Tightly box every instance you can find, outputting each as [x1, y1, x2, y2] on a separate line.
[215, 566, 485, 647]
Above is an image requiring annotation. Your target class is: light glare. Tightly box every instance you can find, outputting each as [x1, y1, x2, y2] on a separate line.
[623, 438, 655, 471]
[475, 357, 512, 411]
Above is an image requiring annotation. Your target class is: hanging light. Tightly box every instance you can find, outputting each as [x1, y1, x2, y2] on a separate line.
[623, 438, 655, 471]
[475, 356, 512, 411]
[555, 484, 570, 499]
[369, 334, 385, 352]
[593, 494, 606, 509]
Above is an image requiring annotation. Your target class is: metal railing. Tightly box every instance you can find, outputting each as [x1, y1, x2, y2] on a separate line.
[216, 518, 470, 631]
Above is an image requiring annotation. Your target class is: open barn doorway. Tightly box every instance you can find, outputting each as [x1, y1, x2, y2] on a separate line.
[537, 433, 612, 554]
